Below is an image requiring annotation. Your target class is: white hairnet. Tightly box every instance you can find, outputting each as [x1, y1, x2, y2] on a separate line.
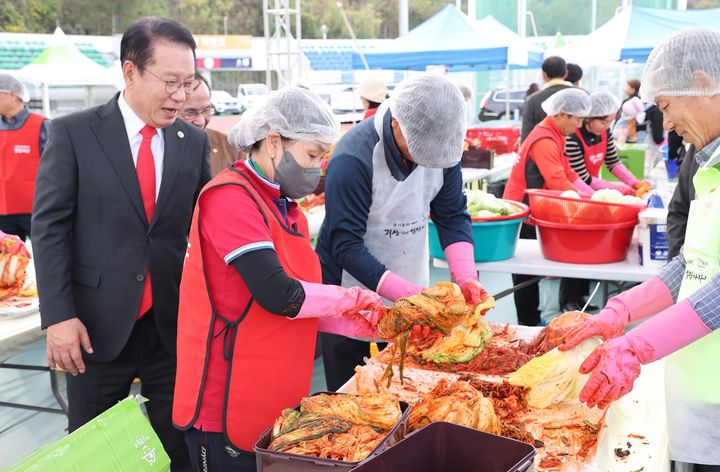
[641, 27, 720, 103]
[0, 74, 30, 102]
[389, 74, 465, 168]
[228, 86, 339, 152]
[589, 91, 621, 117]
[540, 88, 591, 117]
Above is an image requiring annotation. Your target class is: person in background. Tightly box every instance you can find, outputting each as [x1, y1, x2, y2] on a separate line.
[32, 18, 211, 470]
[525, 82, 540, 98]
[173, 87, 387, 471]
[503, 88, 594, 326]
[0, 73, 49, 241]
[358, 74, 389, 120]
[180, 74, 242, 176]
[559, 27, 720, 471]
[565, 63, 583, 87]
[566, 91, 645, 195]
[316, 74, 487, 390]
[521, 56, 569, 142]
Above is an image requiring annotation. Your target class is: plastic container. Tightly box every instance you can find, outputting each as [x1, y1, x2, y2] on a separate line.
[637, 208, 669, 269]
[531, 216, 637, 264]
[527, 189, 644, 225]
[601, 142, 647, 182]
[429, 201, 529, 262]
[351, 422, 536, 472]
[254, 392, 411, 472]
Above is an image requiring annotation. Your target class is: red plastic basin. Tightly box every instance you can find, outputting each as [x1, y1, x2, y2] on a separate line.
[531, 217, 637, 264]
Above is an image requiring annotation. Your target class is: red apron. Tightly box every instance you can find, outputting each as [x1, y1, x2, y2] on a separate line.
[0, 113, 44, 214]
[173, 167, 321, 451]
[577, 129, 608, 178]
[503, 119, 567, 202]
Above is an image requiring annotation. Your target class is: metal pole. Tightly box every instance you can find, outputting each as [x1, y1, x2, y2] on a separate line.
[296, 0, 302, 80]
[263, 0, 271, 90]
[224, 16, 228, 35]
[505, 63, 510, 120]
[455, 0, 462, 10]
[398, 0, 409, 36]
[591, 0, 597, 31]
[517, 0, 527, 36]
[285, 2, 291, 87]
[677, 0, 687, 9]
[337, 2, 369, 69]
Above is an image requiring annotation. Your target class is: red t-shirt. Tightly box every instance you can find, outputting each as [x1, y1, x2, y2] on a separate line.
[193, 159, 301, 432]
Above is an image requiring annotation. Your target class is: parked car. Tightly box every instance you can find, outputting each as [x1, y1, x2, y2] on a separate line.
[210, 90, 242, 115]
[478, 88, 526, 121]
[237, 83, 269, 111]
[330, 85, 363, 114]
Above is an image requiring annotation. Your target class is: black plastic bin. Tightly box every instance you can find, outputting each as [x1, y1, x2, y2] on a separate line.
[254, 392, 411, 472]
[351, 422, 536, 472]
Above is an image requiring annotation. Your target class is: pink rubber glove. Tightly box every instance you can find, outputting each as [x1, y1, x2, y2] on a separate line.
[444, 241, 488, 306]
[559, 277, 673, 351]
[578, 299, 711, 409]
[296, 281, 386, 338]
[589, 177, 635, 195]
[609, 162, 640, 188]
[571, 178, 594, 198]
[376, 271, 425, 302]
[0, 231, 31, 258]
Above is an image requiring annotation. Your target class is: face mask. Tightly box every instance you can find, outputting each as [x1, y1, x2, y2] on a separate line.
[272, 150, 321, 199]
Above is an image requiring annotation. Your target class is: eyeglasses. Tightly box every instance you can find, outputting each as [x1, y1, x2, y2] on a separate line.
[142, 67, 198, 95]
[181, 107, 213, 120]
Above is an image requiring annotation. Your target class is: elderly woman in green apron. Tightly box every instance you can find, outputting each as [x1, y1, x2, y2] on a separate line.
[559, 28, 720, 471]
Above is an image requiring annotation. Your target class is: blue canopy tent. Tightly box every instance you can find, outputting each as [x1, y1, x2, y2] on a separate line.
[546, 6, 720, 65]
[352, 5, 543, 71]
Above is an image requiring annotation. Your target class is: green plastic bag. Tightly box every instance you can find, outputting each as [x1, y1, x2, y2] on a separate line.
[4, 396, 170, 472]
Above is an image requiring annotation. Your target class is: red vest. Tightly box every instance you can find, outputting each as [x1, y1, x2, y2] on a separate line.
[503, 118, 567, 202]
[577, 129, 608, 178]
[173, 167, 321, 451]
[0, 113, 44, 214]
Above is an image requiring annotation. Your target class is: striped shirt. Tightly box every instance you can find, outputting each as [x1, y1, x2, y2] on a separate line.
[565, 128, 620, 183]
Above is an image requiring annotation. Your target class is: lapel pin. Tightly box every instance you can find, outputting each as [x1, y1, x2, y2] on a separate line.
[177, 131, 185, 139]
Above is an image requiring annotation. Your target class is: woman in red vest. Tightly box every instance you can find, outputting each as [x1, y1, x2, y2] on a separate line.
[173, 87, 387, 471]
[503, 88, 594, 326]
[565, 91, 648, 196]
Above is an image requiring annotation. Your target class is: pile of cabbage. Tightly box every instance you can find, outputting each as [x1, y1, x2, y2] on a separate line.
[560, 188, 643, 206]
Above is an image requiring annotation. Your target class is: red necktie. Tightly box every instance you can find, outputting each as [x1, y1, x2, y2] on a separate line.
[136, 125, 156, 318]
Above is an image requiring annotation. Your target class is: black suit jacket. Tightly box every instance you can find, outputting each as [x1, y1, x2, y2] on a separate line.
[520, 83, 570, 143]
[32, 94, 211, 361]
[667, 144, 700, 260]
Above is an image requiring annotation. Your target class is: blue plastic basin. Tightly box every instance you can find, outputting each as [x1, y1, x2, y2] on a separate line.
[429, 216, 526, 262]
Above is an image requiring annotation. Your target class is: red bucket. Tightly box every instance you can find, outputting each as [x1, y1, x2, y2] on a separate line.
[526, 189, 644, 225]
[531, 217, 636, 264]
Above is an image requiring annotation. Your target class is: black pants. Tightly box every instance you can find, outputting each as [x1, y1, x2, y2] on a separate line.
[66, 310, 192, 472]
[0, 214, 31, 241]
[559, 278, 590, 308]
[320, 332, 386, 391]
[512, 223, 541, 326]
[184, 428, 256, 472]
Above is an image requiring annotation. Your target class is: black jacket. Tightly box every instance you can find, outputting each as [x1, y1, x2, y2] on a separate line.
[667, 144, 700, 260]
[520, 83, 570, 143]
[32, 95, 211, 361]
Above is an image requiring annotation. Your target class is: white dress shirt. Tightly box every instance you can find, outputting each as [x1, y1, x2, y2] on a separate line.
[118, 92, 164, 200]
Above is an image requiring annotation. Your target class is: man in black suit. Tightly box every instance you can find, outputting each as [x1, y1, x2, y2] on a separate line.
[32, 18, 210, 471]
[520, 56, 569, 142]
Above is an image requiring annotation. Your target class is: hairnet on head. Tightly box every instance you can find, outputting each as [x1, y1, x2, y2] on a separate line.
[389, 74, 465, 168]
[540, 88, 591, 117]
[228, 86, 339, 152]
[641, 27, 720, 103]
[589, 91, 621, 117]
[0, 74, 30, 102]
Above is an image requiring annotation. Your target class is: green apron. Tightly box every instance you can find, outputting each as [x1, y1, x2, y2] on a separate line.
[665, 148, 720, 464]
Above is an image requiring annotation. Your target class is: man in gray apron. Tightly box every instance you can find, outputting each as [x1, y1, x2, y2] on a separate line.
[559, 28, 720, 471]
[316, 74, 485, 390]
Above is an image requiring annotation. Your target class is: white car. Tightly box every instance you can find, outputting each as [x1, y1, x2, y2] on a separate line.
[330, 86, 364, 114]
[237, 83, 269, 111]
[210, 90, 242, 115]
